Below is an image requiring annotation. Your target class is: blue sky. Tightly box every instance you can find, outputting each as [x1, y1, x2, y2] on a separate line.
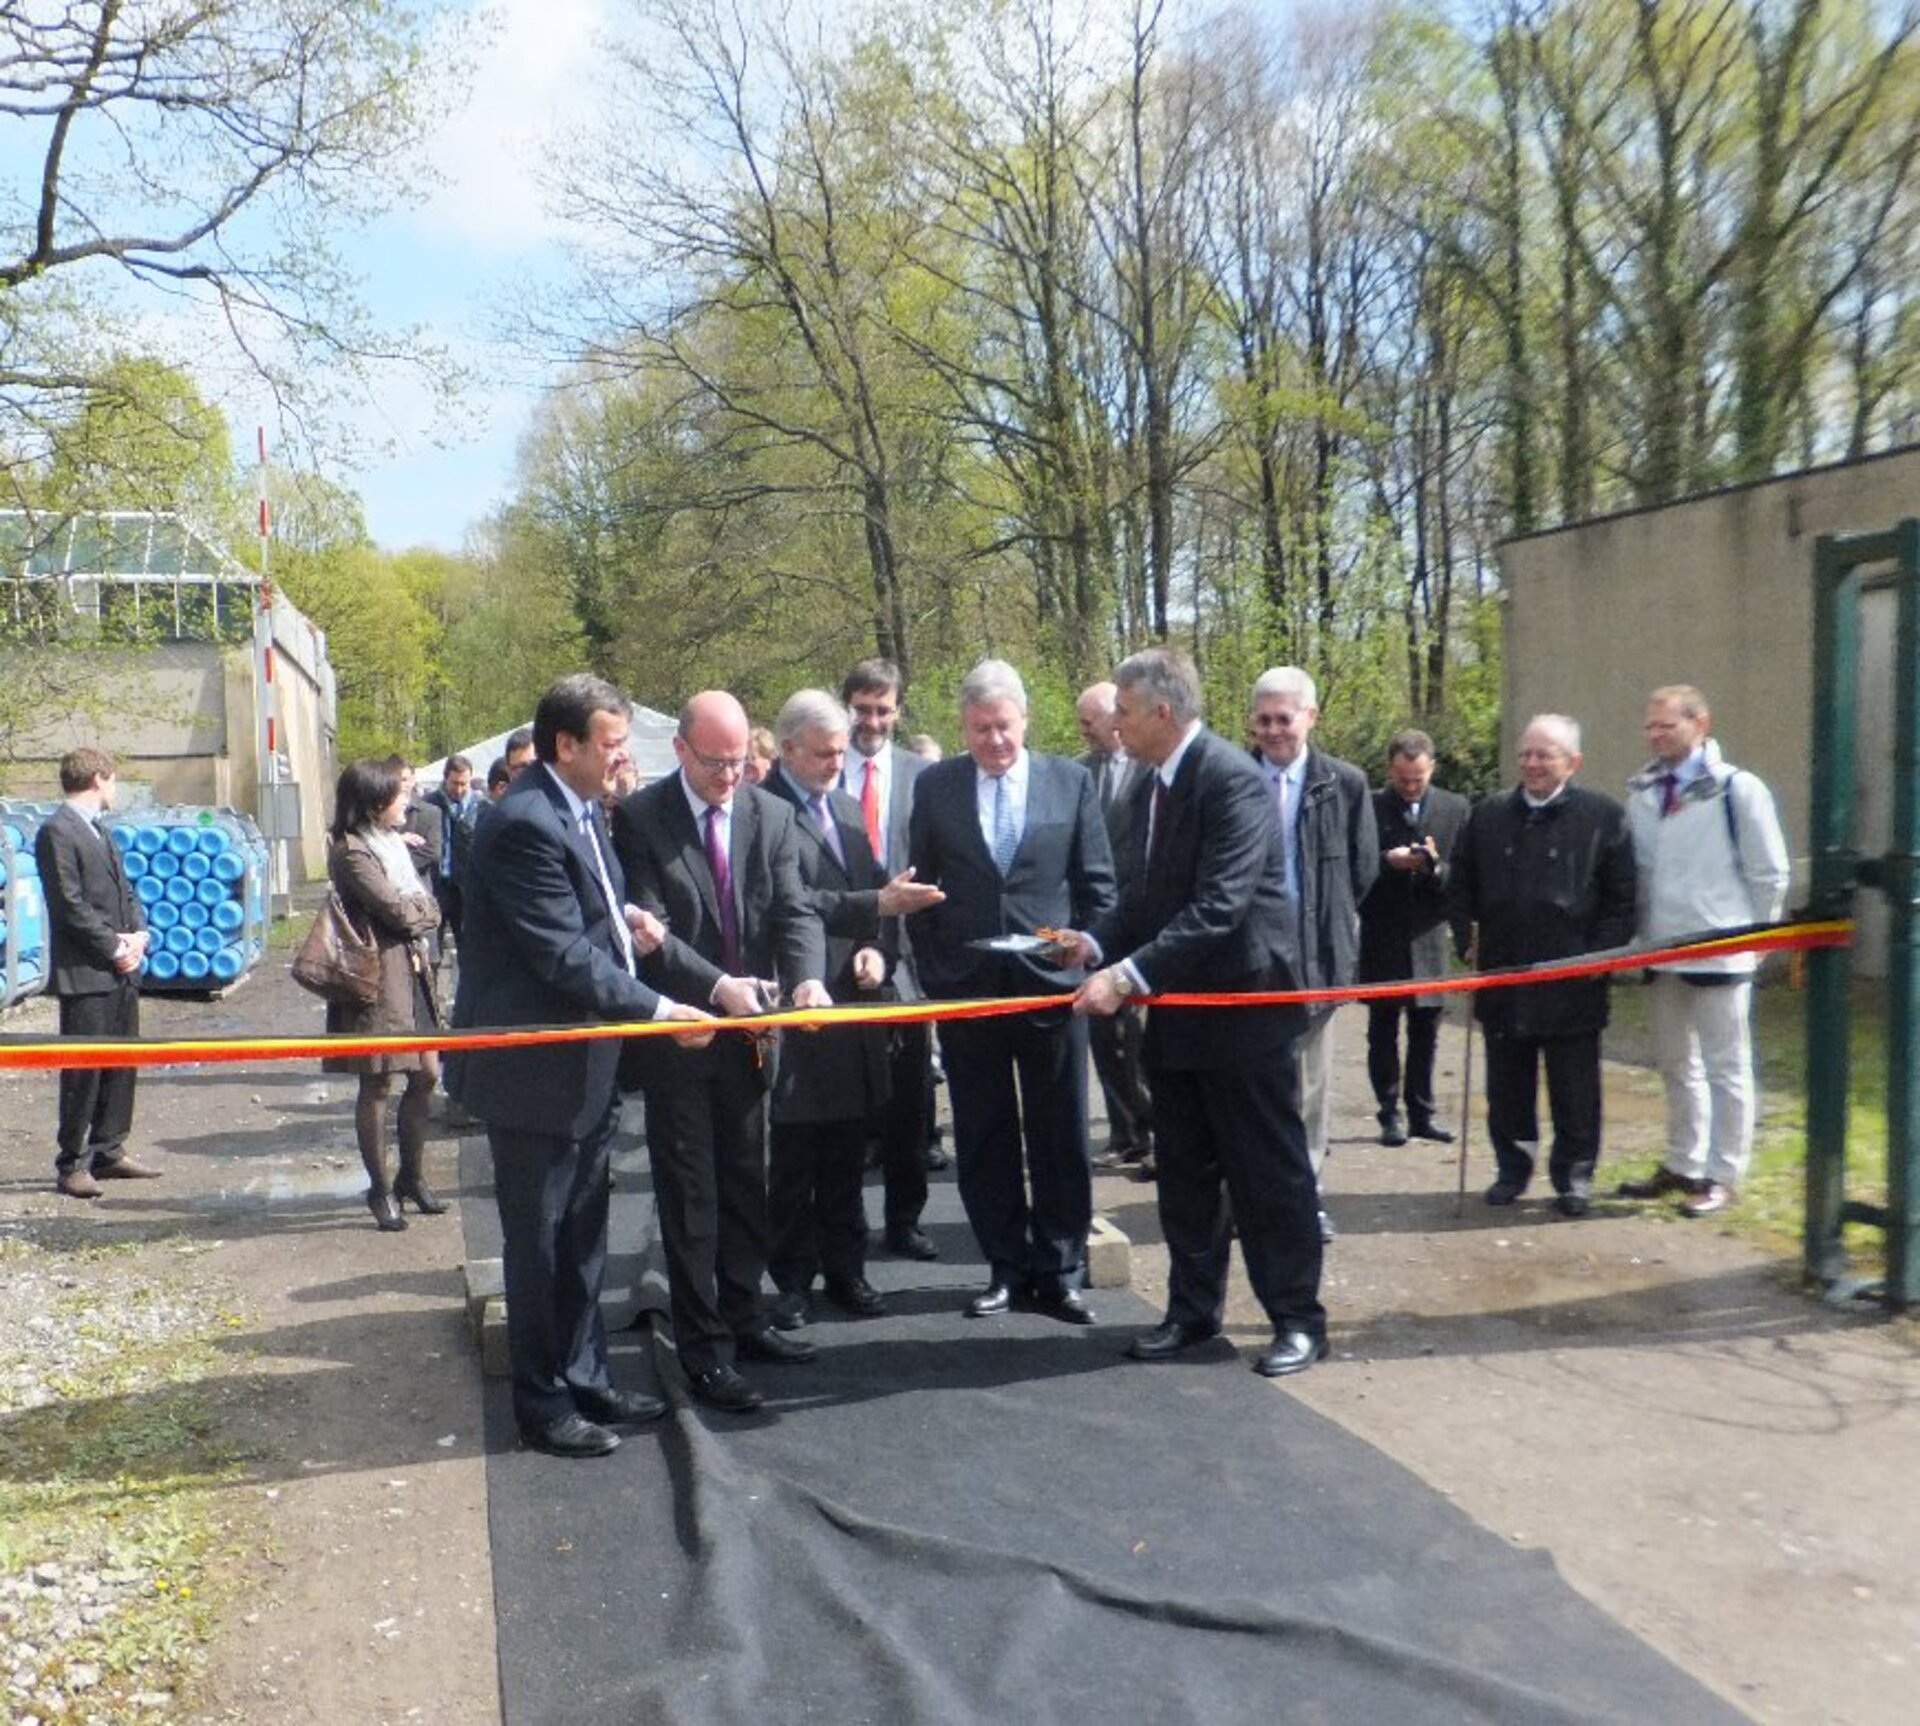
[328, 0, 609, 551]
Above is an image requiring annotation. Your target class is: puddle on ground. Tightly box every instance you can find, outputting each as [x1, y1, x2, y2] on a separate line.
[185, 1162, 367, 1212]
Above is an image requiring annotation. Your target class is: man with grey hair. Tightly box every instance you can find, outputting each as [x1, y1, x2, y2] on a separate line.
[1065, 648, 1327, 1377]
[1077, 678, 1154, 1177]
[909, 658, 1116, 1323]
[761, 689, 943, 1323]
[1248, 666, 1378, 1241]
[1447, 715, 1636, 1216]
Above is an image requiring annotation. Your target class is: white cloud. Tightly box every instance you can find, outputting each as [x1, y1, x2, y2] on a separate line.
[412, 0, 613, 250]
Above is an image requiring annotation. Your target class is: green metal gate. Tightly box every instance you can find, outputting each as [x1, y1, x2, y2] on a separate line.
[1807, 522, 1920, 1309]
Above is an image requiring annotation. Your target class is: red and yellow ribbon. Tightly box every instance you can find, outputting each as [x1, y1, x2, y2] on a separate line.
[0, 919, 1851, 1072]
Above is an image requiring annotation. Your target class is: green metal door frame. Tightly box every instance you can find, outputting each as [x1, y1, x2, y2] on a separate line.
[1806, 522, 1920, 1309]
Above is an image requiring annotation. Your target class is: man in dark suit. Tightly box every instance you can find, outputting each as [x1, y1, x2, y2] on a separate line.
[1068, 648, 1327, 1378]
[36, 747, 154, 1199]
[449, 675, 713, 1458]
[423, 753, 481, 946]
[908, 658, 1116, 1322]
[1076, 679, 1154, 1178]
[1448, 714, 1638, 1217]
[1249, 666, 1379, 1239]
[613, 691, 830, 1413]
[1359, 729, 1471, 1146]
[839, 656, 941, 1259]
[762, 689, 944, 1327]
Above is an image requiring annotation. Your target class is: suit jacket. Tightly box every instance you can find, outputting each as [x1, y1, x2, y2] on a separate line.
[1078, 749, 1147, 888]
[36, 804, 143, 996]
[446, 767, 668, 1140]
[1268, 746, 1379, 1000]
[845, 741, 927, 999]
[612, 774, 826, 1090]
[761, 769, 892, 1123]
[908, 751, 1116, 998]
[1091, 727, 1302, 1070]
[1358, 782, 1470, 999]
[1447, 783, 1637, 1039]
[424, 787, 481, 879]
[405, 799, 443, 891]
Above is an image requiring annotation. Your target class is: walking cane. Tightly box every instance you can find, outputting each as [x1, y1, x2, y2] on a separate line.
[1454, 930, 1478, 1218]
[1454, 1008, 1475, 1218]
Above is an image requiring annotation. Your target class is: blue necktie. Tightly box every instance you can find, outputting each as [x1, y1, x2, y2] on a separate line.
[990, 774, 1018, 876]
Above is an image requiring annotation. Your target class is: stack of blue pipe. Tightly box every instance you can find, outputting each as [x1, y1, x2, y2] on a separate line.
[0, 807, 50, 1009]
[112, 809, 270, 991]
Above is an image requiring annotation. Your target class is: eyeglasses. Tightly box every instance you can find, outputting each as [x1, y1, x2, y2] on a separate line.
[685, 747, 750, 776]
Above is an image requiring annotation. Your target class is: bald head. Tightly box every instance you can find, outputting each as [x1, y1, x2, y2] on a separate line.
[1077, 681, 1119, 754]
[676, 690, 753, 807]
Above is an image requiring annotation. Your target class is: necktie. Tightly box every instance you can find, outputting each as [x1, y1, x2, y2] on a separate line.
[579, 809, 634, 973]
[1661, 772, 1681, 816]
[1147, 776, 1167, 860]
[860, 758, 883, 865]
[811, 792, 846, 869]
[1277, 772, 1297, 900]
[1096, 755, 1113, 810]
[990, 773, 1019, 876]
[704, 804, 742, 974]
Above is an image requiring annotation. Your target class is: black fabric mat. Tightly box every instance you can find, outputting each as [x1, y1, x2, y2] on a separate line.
[465, 1128, 1745, 1726]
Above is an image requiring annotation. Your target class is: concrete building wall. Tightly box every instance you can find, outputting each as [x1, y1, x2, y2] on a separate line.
[1498, 444, 1920, 975]
[0, 609, 336, 882]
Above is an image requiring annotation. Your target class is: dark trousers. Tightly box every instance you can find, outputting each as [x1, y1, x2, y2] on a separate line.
[876, 1021, 930, 1232]
[769, 1116, 870, 1291]
[489, 1100, 620, 1430]
[942, 1008, 1091, 1294]
[435, 877, 465, 946]
[55, 982, 140, 1175]
[642, 1042, 770, 1373]
[1367, 999, 1442, 1124]
[1089, 1001, 1153, 1154]
[1483, 1029, 1603, 1194]
[1152, 1058, 1325, 1339]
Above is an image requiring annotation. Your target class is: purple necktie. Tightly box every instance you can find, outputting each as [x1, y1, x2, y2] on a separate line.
[811, 793, 846, 868]
[704, 803, 742, 974]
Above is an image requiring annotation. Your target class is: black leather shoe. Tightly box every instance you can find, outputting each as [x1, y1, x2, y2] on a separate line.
[823, 1278, 887, 1318]
[1409, 1119, 1455, 1144]
[1128, 1154, 1158, 1182]
[923, 1143, 951, 1172]
[576, 1386, 667, 1427]
[366, 1189, 407, 1232]
[686, 1365, 765, 1413]
[738, 1326, 817, 1364]
[520, 1412, 619, 1457]
[966, 1282, 1013, 1318]
[769, 1291, 811, 1331]
[1253, 1330, 1331, 1379]
[1556, 1180, 1592, 1219]
[1317, 1208, 1338, 1244]
[885, 1226, 939, 1261]
[1127, 1319, 1220, 1361]
[1484, 1180, 1525, 1206]
[1377, 1112, 1408, 1147]
[1034, 1288, 1095, 1326]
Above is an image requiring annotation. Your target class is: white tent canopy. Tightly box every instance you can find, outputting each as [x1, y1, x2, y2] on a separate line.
[418, 704, 680, 790]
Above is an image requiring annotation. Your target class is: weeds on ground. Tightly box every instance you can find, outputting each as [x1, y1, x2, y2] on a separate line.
[1605, 971, 1890, 1274]
[0, 1237, 254, 1724]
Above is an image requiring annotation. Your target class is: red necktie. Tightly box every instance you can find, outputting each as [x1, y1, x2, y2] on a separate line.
[1661, 772, 1681, 817]
[860, 758, 882, 865]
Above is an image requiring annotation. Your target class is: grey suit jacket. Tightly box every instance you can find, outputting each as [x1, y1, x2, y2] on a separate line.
[908, 751, 1115, 998]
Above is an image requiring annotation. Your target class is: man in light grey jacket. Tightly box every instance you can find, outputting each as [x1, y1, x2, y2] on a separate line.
[1618, 685, 1790, 1217]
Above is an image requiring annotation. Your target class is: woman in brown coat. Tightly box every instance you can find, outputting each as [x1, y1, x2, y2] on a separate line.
[324, 760, 445, 1231]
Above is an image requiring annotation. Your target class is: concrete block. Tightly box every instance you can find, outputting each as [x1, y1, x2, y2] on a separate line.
[465, 1257, 505, 1329]
[479, 1297, 512, 1378]
[1086, 1212, 1131, 1289]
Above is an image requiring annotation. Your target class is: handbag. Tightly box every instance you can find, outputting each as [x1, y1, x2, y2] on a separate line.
[290, 891, 382, 1007]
